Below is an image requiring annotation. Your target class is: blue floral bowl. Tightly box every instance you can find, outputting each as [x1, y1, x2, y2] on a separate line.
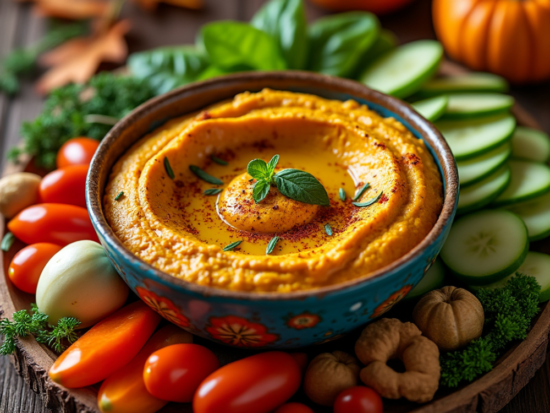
[87, 71, 458, 349]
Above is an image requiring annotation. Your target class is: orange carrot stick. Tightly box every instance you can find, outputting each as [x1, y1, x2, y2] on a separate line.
[97, 325, 193, 413]
[49, 301, 161, 388]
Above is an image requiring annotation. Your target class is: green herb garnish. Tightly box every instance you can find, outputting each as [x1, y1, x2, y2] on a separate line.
[115, 191, 124, 201]
[189, 165, 223, 185]
[266, 236, 279, 255]
[353, 183, 371, 201]
[204, 188, 222, 196]
[164, 157, 175, 179]
[325, 223, 333, 236]
[0, 304, 81, 355]
[353, 191, 383, 208]
[211, 155, 228, 166]
[339, 188, 346, 201]
[223, 240, 242, 251]
[1, 232, 15, 252]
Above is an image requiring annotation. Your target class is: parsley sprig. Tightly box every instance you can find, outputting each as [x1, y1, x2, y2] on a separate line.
[247, 155, 330, 206]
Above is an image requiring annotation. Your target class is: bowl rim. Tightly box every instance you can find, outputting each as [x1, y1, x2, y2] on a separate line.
[87, 70, 459, 301]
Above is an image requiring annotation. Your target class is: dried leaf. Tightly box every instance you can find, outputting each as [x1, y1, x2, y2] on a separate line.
[36, 20, 130, 94]
[133, 0, 202, 11]
[34, 0, 110, 19]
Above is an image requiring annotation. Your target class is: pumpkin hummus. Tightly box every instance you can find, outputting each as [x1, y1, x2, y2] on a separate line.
[104, 89, 443, 293]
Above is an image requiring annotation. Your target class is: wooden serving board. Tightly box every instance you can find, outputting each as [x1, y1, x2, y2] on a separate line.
[1, 62, 549, 413]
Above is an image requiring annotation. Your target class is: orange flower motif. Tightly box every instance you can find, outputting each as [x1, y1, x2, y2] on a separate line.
[370, 285, 412, 319]
[206, 316, 278, 347]
[286, 312, 321, 330]
[136, 287, 190, 328]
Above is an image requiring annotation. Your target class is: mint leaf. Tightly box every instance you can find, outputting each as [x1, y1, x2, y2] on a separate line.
[267, 154, 279, 174]
[253, 179, 271, 203]
[274, 169, 330, 206]
[247, 159, 269, 180]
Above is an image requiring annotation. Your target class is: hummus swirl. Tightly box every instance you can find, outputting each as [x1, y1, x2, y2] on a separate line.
[104, 90, 443, 292]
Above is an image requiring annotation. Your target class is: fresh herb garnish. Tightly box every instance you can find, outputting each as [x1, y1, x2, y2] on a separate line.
[339, 188, 346, 201]
[353, 191, 383, 207]
[353, 183, 371, 201]
[223, 240, 243, 251]
[211, 155, 228, 166]
[266, 236, 279, 255]
[325, 223, 333, 236]
[189, 165, 223, 185]
[204, 188, 222, 196]
[1, 232, 15, 252]
[0, 304, 81, 355]
[115, 191, 124, 201]
[248, 155, 279, 203]
[164, 157, 175, 179]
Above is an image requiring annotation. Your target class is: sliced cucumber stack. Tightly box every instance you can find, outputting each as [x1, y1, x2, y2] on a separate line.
[457, 165, 511, 215]
[457, 143, 511, 187]
[443, 93, 514, 120]
[406, 258, 446, 300]
[491, 159, 550, 207]
[507, 192, 550, 241]
[360, 40, 443, 99]
[511, 126, 550, 163]
[417, 73, 508, 97]
[440, 210, 529, 285]
[412, 95, 448, 121]
[436, 114, 516, 161]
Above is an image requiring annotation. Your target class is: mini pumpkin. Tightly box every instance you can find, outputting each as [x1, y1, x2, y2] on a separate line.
[413, 286, 484, 351]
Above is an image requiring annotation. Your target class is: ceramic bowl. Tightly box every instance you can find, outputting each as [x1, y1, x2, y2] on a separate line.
[87, 71, 458, 349]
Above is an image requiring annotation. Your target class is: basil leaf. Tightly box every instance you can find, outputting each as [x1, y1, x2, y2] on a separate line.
[204, 188, 222, 196]
[223, 240, 243, 251]
[274, 169, 330, 206]
[251, 0, 308, 70]
[189, 165, 223, 185]
[164, 157, 175, 179]
[266, 236, 280, 255]
[197, 65, 235, 81]
[1, 232, 14, 252]
[352, 30, 397, 79]
[198, 22, 286, 71]
[353, 182, 370, 201]
[307, 12, 379, 77]
[324, 223, 333, 236]
[247, 159, 269, 180]
[253, 179, 271, 203]
[128, 47, 210, 95]
[267, 154, 279, 175]
[339, 188, 346, 201]
[353, 191, 383, 207]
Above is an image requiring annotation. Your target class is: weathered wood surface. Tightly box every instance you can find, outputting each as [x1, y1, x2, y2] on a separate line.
[1, 0, 550, 412]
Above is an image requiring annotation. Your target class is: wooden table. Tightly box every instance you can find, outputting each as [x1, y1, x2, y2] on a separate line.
[1, 0, 550, 411]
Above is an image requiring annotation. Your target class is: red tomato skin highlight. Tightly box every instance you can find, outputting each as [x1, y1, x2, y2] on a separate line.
[8, 243, 62, 294]
[56, 137, 99, 168]
[274, 402, 314, 413]
[143, 344, 219, 403]
[334, 386, 383, 413]
[7, 203, 99, 246]
[39, 165, 88, 208]
[193, 351, 301, 413]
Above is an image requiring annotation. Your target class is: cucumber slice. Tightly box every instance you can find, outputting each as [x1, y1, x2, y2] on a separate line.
[511, 126, 550, 163]
[360, 40, 443, 99]
[507, 192, 550, 241]
[406, 259, 446, 300]
[491, 160, 550, 207]
[411, 95, 448, 121]
[458, 143, 511, 187]
[470, 252, 550, 302]
[440, 210, 529, 285]
[457, 165, 511, 215]
[417, 73, 508, 97]
[436, 114, 516, 161]
[442, 93, 514, 120]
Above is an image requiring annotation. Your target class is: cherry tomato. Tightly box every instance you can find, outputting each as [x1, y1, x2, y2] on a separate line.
[8, 203, 99, 246]
[290, 353, 308, 374]
[8, 243, 62, 294]
[143, 344, 219, 403]
[334, 386, 383, 413]
[57, 137, 99, 169]
[193, 351, 301, 413]
[274, 402, 313, 413]
[39, 165, 88, 208]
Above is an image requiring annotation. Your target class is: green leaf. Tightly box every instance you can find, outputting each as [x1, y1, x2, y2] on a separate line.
[211, 155, 228, 166]
[189, 165, 223, 185]
[353, 182, 371, 201]
[339, 188, 346, 201]
[325, 223, 333, 236]
[115, 191, 124, 201]
[128, 47, 210, 95]
[353, 191, 383, 207]
[267, 154, 280, 174]
[1, 232, 14, 252]
[251, 0, 308, 69]
[196, 65, 235, 81]
[253, 179, 271, 203]
[307, 12, 380, 77]
[266, 236, 280, 255]
[198, 21, 287, 71]
[351, 29, 397, 79]
[247, 159, 269, 180]
[223, 240, 243, 251]
[164, 157, 175, 179]
[274, 169, 330, 206]
[204, 188, 222, 196]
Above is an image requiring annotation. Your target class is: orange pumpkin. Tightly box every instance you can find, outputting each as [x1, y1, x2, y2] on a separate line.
[309, 0, 415, 15]
[433, 0, 550, 84]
